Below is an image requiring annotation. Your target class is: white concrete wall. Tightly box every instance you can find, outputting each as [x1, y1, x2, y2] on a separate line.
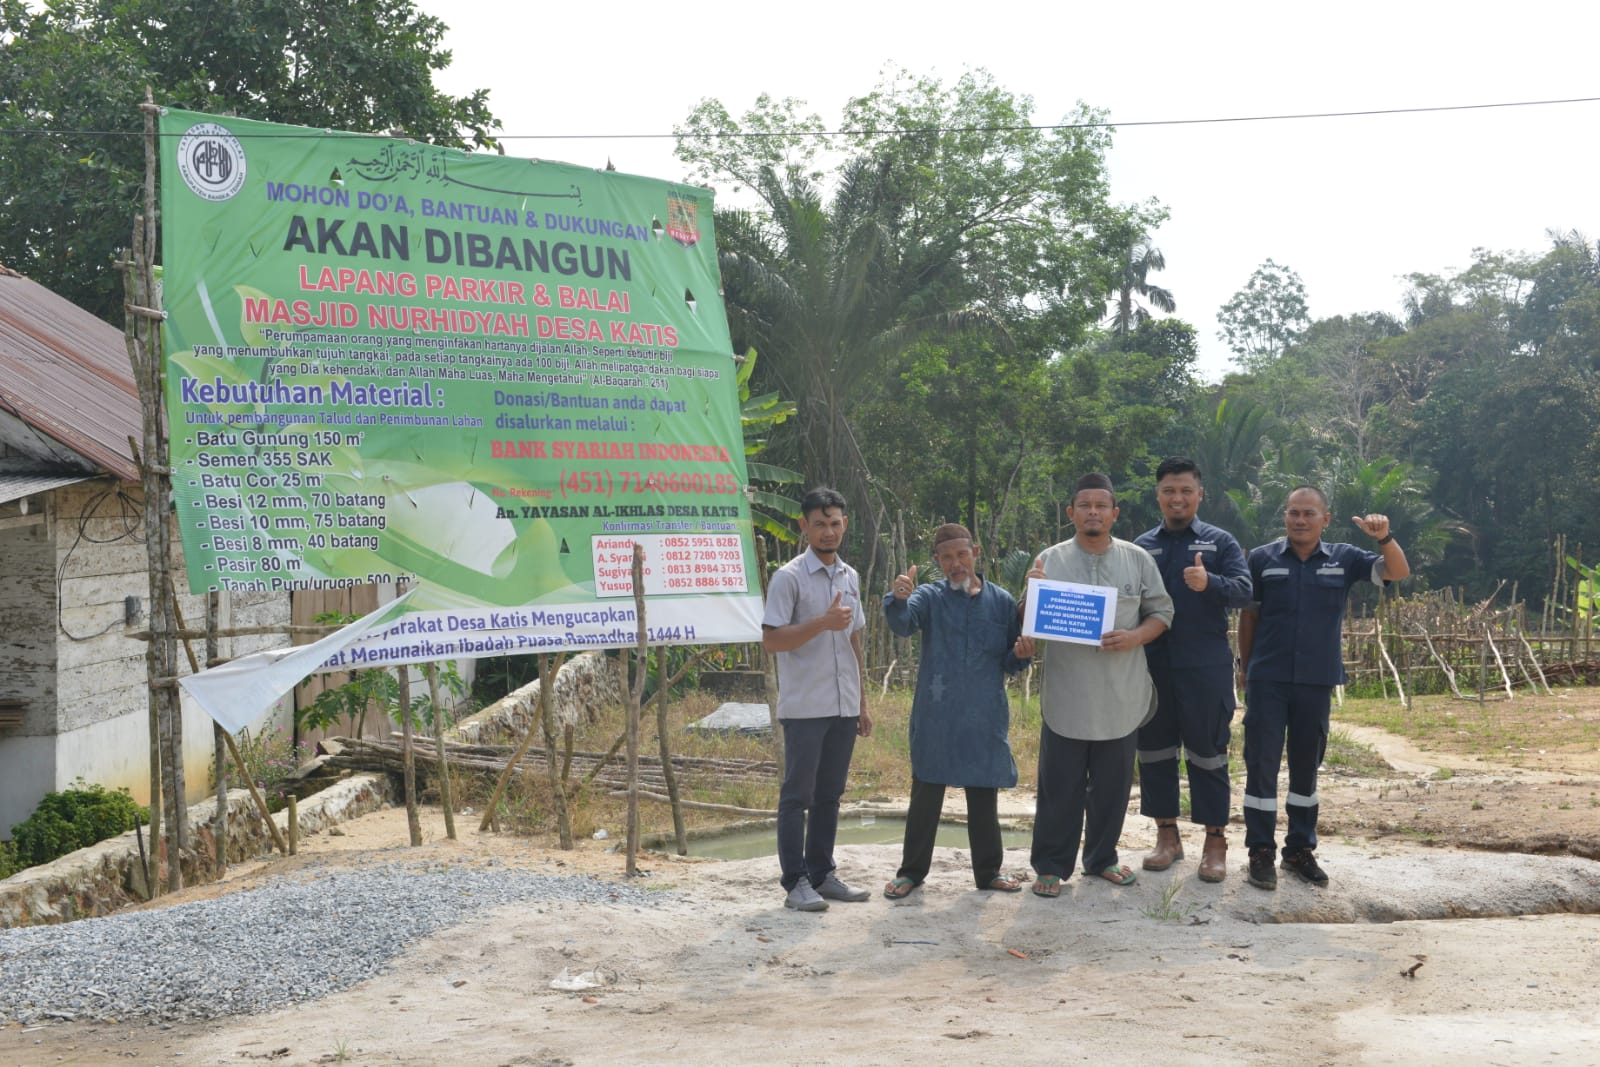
[0, 508, 58, 834]
[0, 481, 295, 837]
[0, 735, 55, 839]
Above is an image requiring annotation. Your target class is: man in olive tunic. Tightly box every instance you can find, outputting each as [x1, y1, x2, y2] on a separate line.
[881, 523, 1035, 898]
[1026, 474, 1174, 896]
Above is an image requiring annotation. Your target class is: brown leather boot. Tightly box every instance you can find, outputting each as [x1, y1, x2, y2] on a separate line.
[1142, 820, 1184, 871]
[1198, 826, 1228, 883]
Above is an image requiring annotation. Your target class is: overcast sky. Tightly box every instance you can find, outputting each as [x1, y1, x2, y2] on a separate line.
[426, 0, 1600, 379]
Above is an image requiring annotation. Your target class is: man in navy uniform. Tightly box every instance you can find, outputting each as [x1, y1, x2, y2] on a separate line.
[1134, 457, 1252, 882]
[1236, 485, 1409, 889]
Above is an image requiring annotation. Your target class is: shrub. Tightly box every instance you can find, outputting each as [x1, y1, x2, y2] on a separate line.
[0, 840, 20, 880]
[8, 779, 147, 868]
[220, 725, 314, 813]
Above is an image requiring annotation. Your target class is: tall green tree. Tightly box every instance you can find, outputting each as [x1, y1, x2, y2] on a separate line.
[1218, 259, 1310, 372]
[1107, 234, 1175, 342]
[679, 69, 1156, 569]
[0, 0, 498, 319]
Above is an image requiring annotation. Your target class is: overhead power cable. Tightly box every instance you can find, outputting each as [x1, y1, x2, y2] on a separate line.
[2, 95, 1598, 141]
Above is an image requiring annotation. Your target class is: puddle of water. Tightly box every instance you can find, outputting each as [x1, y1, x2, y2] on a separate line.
[686, 816, 1032, 861]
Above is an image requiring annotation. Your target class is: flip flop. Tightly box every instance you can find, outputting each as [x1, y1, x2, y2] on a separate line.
[1030, 874, 1062, 898]
[984, 875, 1023, 893]
[1087, 864, 1137, 886]
[883, 877, 918, 899]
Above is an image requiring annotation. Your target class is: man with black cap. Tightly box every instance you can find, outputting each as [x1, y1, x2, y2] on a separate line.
[1025, 474, 1173, 897]
[881, 523, 1035, 899]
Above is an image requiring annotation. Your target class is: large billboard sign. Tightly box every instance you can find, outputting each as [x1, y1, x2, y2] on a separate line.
[159, 109, 762, 661]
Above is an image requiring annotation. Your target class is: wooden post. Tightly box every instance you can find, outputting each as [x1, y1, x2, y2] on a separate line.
[399, 664, 421, 846]
[755, 535, 783, 768]
[170, 587, 286, 856]
[656, 647, 688, 855]
[1478, 632, 1489, 705]
[207, 591, 227, 878]
[538, 652, 573, 849]
[426, 664, 457, 841]
[625, 545, 647, 876]
[123, 94, 187, 893]
[479, 667, 560, 833]
[287, 795, 299, 855]
[1375, 600, 1406, 708]
[146, 689, 162, 897]
[1485, 624, 1514, 699]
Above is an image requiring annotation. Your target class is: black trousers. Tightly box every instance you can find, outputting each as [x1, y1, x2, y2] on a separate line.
[776, 715, 858, 891]
[1030, 724, 1137, 878]
[896, 778, 1004, 888]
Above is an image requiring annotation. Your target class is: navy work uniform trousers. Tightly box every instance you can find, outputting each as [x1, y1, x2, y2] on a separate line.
[1242, 680, 1331, 856]
[1138, 662, 1234, 827]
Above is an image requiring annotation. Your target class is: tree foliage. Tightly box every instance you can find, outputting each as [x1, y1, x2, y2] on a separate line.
[679, 68, 1160, 573]
[1107, 232, 1175, 340]
[1218, 259, 1310, 371]
[0, 0, 498, 320]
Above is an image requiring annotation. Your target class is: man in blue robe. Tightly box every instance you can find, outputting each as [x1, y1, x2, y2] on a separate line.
[881, 523, 1034, 898]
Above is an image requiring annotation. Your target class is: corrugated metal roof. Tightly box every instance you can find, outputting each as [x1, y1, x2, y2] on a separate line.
[0, 469, 96, 506]
[0, 265, 142, 482]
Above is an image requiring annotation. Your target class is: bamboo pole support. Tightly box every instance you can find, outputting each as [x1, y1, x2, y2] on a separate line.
[1485, 625, 1514, 699]
[479, 690, 550, 833]
[127, 623, 344, 641]
[170, 584, 287, 855]
[136, 97, 186, 894]
[754, 536, 783, 766]
[1414, 624, 1464, 699]
[399, 663, 421, 846]
[207, 591, 227, 878]
[611, 790, 777, 818]
[426, 664, 457, 841]
[656, 647, 688, 856]
[625, 544, 647, 876]
[1516, 628, 1553, 694]
[578, 731, 628, 792]
[538, 652, 573, 849]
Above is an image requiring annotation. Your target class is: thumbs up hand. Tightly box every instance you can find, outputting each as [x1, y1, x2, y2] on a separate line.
[820, 591, 853, 631]
[1026, 556, 1046, 583]
[892, 565, 918, 601]
[1183, 550, 1210, 592]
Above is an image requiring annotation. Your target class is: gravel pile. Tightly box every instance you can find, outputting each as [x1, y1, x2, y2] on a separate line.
[0, 860, 669, 1025]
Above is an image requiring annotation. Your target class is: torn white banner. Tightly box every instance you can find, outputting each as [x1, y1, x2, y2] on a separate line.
[179, 590, 415, 733]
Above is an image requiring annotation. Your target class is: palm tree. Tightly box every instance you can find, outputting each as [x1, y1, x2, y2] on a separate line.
[1181, 395, 1275, 537]
[1109, 237, 1176, 342]
[716, 159, 1005, 535]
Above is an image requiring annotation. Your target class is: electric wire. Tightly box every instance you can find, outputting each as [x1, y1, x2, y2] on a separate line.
[55, 481, 148, 642]
[1, 95, 1597, 142]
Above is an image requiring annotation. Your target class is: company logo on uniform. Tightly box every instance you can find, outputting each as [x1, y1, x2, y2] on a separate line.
[665, 194, 700, 247]
[176, 122, 247, 202]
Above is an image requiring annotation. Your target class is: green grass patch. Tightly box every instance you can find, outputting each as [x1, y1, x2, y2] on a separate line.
[1323, 728, 1391, 775]
[1333, 689, 1600, 760]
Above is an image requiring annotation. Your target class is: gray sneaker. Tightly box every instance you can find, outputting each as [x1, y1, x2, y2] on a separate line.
[784, 882, 828, 911]
[813, 873, 870, 902]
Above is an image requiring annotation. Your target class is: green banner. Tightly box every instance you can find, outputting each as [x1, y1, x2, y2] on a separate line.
[159, 109, 761, 656]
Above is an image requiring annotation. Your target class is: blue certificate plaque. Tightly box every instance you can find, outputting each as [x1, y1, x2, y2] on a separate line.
[1022, 579, 1117, 646]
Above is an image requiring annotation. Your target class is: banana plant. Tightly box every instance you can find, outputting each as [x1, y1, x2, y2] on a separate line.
[738, 348, 802, 543]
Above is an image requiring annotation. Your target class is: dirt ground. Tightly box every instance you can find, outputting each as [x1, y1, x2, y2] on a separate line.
[4, 691, 1600, 1067]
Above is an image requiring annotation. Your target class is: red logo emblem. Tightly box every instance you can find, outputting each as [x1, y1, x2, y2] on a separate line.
[665, 194, 700, 247]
